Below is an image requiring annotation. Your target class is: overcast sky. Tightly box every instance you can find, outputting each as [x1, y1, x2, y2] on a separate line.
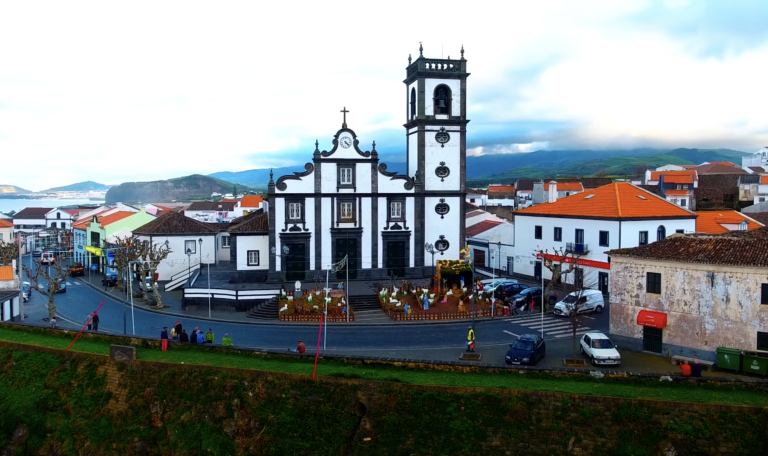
[2, 0, 768, 191]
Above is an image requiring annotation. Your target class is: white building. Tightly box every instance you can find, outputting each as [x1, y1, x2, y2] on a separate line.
[511, 182, 697, 293]
[465, 210, 515, 277]
[532, 181, 584, 205]
[184, 201, 238, 223]
[258, 47, 468, 283]
[0, 264, 21, 322]
[0, 219, 13, 244]
[742, 147, 768, 170]
[13, 207, 55, 233]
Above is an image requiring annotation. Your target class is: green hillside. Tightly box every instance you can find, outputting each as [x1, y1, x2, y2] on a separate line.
[0, 185, 32, 194]
[105, 174, 252, 203]
[42, 180, 111, 192]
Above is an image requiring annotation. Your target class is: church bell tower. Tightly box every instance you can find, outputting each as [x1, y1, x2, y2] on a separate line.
[404, 43, 469, 267]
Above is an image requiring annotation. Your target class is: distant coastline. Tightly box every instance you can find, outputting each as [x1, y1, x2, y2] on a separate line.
[0, 197, 105, 215]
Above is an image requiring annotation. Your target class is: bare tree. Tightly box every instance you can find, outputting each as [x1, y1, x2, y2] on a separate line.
[108, 236, 144, 290]
[23, 260, 71, 321]
[135, 241, 171, 308]
[535, 247, 585, 310]
[0, 240, 19, 266]
[561, 268, 599, 361]
[593, 169, 608, 178]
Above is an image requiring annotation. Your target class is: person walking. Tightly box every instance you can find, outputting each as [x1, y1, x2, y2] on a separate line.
[179, 329, 189, 343]
[160, 327, 169, 352]
[173, 321, 182, 340]
[205, 329, 215, 344]
[221, 333, 232, 347]
[85, 314, 92, 331]
[91, 312, 100, 332]
[466, 326, 475, 352]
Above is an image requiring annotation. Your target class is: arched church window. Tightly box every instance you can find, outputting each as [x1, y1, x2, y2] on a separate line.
[410, 88, 416, 120]
[433, 85, 451, 115]
[657, 225, 666, 241]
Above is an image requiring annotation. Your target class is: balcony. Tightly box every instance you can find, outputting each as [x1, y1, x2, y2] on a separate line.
[566, 243, 589, 254]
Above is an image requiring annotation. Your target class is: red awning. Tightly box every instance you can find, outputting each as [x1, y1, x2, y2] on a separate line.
[637, 310, 667, 329]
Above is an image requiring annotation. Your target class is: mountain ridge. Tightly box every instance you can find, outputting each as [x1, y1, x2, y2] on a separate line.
[0, 185, 32, 194]
[42, 181, 112, 192]
[105, 175, 250, 203]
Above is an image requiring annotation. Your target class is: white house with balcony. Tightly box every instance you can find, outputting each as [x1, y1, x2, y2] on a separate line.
[511, 182, 697, 294]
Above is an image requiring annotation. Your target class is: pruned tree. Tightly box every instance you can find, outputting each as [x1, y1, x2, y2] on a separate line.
[535, 247, 585, 310]
[0, 240, 19, 266]
[107, 236, 144, 290]
[594, 169, 608, 178]
[562, 268, 599, 361]
[23, 260, 71, 321]
[135, 240, 171, 308]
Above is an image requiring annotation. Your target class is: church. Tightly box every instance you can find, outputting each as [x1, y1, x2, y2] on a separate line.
[231, 46, 469, 283]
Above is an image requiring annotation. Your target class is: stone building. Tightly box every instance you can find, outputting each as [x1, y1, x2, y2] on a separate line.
[607, 228, 768, 361]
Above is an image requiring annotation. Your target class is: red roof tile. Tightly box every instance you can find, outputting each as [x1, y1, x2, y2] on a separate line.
[96, 211, 135, 227]
[239, 195, 263, 207]
[516, 182, 695, 220]
[466, 220, 502, 237]
[664, 190, 689, 196]
[695, 211, 763, 234]
[544, 182, 583, 192]
[14, 207, 54, 218]
[487, 185, 515, 193]
[650, 170, 698, 182]
[761, 176, 768, 185]
[0, 219, 12, 228]
[466, 210, 485, 218]
[0, 265, 14, 281]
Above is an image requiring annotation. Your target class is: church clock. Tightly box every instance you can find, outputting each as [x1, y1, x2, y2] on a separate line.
[340, 137, 352, 148]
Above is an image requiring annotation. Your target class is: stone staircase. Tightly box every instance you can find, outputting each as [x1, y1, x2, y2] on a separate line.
[246, 296, 279, 320]
[350, 294, 392, 324]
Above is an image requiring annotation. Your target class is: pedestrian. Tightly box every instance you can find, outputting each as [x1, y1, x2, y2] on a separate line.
[690, 360, 703, 378]
[221, 333, 232, 347]
[205, 329, 215, 344]
[190, 327, 199, 343]
[179, 329, 189, 343]
[48, 317, 57, 329]
[174, 321, 182, 340]
[91, 312, 100, 332]
[160, 327, 169, 352]
[529, 294, 535, 312]
[289, 340, 306, 354]
[196, 331, 205, 344]
[466, 326, 475, 352]
[680, 360, 691, 377]
[85, 314, 92, 330]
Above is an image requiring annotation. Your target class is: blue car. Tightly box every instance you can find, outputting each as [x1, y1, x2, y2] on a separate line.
[505, 334, 546, 366]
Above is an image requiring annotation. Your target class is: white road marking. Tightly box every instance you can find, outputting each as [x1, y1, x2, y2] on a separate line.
[553, 329, 592, 338]
[503, 330, 519, 337]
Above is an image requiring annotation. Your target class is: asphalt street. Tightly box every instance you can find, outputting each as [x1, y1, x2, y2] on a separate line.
[19, 256, 610, 361]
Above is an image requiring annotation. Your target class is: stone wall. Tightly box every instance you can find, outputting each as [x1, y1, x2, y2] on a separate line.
[1, 341, 766, 455]
[610, 256, 768, 360]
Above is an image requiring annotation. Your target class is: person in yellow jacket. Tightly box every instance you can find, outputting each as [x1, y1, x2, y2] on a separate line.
[466, 326, 475, 352]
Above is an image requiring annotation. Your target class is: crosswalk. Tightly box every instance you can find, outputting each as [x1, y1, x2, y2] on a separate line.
[503, 312, 594, 339]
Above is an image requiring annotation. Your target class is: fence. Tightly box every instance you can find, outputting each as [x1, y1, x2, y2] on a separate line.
[383, 307, 503, 321]
[279, 312, 355, 323]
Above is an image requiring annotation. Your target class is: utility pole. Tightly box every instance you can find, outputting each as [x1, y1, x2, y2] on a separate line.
[18, 231, 24, 321]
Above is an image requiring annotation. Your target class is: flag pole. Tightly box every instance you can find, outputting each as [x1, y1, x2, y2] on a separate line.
[324, 267, 328, 350]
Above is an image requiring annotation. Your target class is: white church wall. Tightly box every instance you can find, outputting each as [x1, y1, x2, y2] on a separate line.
[356, 162, 372, 193]
[424, 79, 461, 117]
[407, 132, 418, 179]
[321, 197, 332, 268]
[276, 170, 314, 193]
[378, 170, 414, 194]
[305, 198, 316, 270]
[321, 165, 335, 193]
[377, 197, 387, 268]
[406, 199, 415, 267]
[361, 198, 372, 268]
[236, 235, 269, 271]
[424, 135, 460, 191]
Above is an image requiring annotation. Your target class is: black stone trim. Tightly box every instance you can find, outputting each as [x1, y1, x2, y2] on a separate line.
[276, 163, 314, 191]
[336, 163, 356, 191]
[336, 197, 357, 227]
[319, 128, 374, 158]
[314, 197, 321, 270]
[277, 232, 312, 281]
[403, 118, 470, 130]
[330, 227, 363, 278]
[403, 70, 470, 86]
[282, 197, 309, 232]
[434, 235, 450, 255]
[381, 230, 411, 275]
[377, 163, 415, 190]
[435, 162, 450, 181]
[268, 196, 276, 276]
[435, 198, 450, 219]
[270, 191, 462, 198]
[371, 196, 378, 268]
[383, 196, 406, 230]
[415, 193, 425, 267]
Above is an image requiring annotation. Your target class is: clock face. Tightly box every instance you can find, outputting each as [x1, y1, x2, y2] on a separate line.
[340, 136, 352, 149]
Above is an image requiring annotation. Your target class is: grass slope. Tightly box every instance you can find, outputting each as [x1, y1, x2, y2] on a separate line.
[1, 327, 765, 407]
[41, 180, 111, 192]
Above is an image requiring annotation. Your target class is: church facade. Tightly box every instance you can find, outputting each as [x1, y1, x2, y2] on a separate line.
[265, 47, 469, 282]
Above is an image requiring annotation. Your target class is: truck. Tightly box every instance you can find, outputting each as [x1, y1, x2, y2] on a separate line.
[68, 262, 85, 277]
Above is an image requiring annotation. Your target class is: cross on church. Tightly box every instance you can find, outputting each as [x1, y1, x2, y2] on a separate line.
[340, 107, 349, 128]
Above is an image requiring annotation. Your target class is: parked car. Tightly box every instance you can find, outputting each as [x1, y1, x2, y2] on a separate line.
[68, 262, 84, 277]
[40, 251, 56, 265]
[481, 277, 516, 286]
[32, 248, 43, 258]
[55, 281, 66, 293]
[22, 282, 31, 302]
[493, 282, 530, 300]
[509, 287, 557, 308]
[102, 274, 118, 287]
[505, 334, 546, 365]
[580, 332, 621, 366]
[553, 289, 604, 316]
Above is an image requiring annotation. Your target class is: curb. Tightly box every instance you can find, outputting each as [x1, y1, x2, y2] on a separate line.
[73, 277, 525, 327]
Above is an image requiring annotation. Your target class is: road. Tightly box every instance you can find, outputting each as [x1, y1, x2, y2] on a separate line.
[20, 258, 610, 362]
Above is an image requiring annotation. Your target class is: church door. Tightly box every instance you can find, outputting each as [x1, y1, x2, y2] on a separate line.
[335, 238, 358, 280]
[285, 243, 306, 282]
[385, 241, 406, 278]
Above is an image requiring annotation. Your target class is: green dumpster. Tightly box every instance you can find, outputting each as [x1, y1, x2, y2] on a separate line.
[742, 351, 768, 376]
[716, 347, 742, 372]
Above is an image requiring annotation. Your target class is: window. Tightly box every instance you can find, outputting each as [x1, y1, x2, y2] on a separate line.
[676, 229, 684, 234]
[410, 87, 416, 119]
[56, 212, 61, 219]
[676, 184, 682, 190]
[340, 168, 352, 185]
[758, 332, 768, 351]
[339, 202, 354, 221]
[761, 197, 766, 203]
[289, 202, 302, 220]
[646, 272, 661, 294]
[390, 201, 402, 219]
[0, 234, 3, 241]
[680, 199, 687, 207]
[657, 225, 666, 241]
[61, 222, 66, 229]
[247, 250, 260, 266]
[433, 85, 451, 115]
[534, 225, 542, 240]
[575, 229, 584, 244]
[739, 221, 748, 231]
[639, 231, 648, 246]
[184, 240, 196, 255]
[683, 184, 688, 190]
[50, 222, 56, 227]
[761, 284, 768, 305]
[554, 227, 562, 242]
[599, 231, 609, 247]
[222, 236, 230, 248]
[470, 198, 476, 203]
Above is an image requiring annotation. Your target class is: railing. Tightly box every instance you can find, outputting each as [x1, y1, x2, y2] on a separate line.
[566, 243, 589, 254]
[408, 58, 466, 77]
[164, 263, 200, 292]
[184, 287, 280, 302]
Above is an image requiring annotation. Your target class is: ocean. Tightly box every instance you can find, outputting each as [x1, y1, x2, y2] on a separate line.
[0, 198, 105, 215]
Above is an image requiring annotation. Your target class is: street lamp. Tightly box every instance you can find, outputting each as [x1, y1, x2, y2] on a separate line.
[186, 247, 192, 285]
[198, 238, 202, 266]
[199, 238, 211, 319]
[271, 245, 290, 285]
[424, 242, 436, 287]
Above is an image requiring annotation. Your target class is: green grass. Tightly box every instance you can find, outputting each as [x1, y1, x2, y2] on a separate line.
[2, 326, 766, 407]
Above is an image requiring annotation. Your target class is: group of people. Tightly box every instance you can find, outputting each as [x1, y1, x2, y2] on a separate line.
[85, 312, 100, 331]
[679, 360, 703, 377]
[159, 321, 233, 351]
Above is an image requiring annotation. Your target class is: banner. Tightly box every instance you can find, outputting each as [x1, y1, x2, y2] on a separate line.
[85, 246, 102, 256]
[330, 255, 347, 273]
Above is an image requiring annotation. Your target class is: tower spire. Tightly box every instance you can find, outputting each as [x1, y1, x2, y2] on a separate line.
[460, 44, 465, 60]
[419, 42, 423, 57]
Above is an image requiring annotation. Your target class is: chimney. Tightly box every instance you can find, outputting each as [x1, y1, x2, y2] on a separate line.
[548, 181, 558, 204]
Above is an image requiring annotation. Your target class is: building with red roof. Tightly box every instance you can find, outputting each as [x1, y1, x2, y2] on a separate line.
[695, 211, 764, 234]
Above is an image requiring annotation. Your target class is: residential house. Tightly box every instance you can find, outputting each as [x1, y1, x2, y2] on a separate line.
[577, 178, 614, 189]
[644, 170, 698, 209]
[13, 207, 55, 233]
[73, 207, 121, 265]
[44, 208, 78, 230]
[532, 181, 583, 205]
[607, 229, 768, 361]
[750, 175, 768, 205]
[0, 264, 21, 322]
[184, 201, 238, 223]
[738, 174, 761, 203]
[233, 195, 264, 217]
[514, 179, 536, 208]
[696, 174, 741, 210]
[227, 211, 270, 282]
[486, 184, 516, 207]
[465, 208, 515, 277]
[0, 219, 13, 244]
[133, 211, 219, 282]
[84, 208, 157, 272]
[512, 182, 696, 293]
[466, 188, 487, 206]
[741, 147, 768, 170]
[695, 211, 763, 234]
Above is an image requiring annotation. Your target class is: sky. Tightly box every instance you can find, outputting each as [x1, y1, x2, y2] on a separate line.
[1, 0, 768, 191]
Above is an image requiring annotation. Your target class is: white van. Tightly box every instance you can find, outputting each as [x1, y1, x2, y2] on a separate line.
[553, 289, 604, 316]
[41, 251, 56, 265]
